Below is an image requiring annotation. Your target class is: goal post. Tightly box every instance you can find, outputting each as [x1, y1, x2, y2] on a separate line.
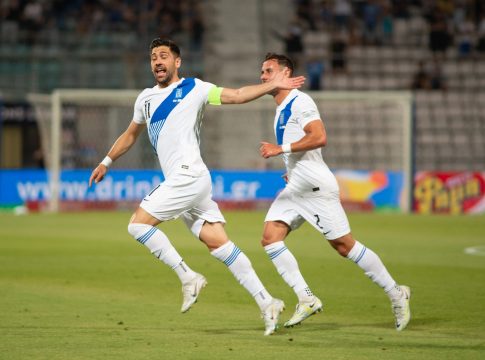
[318, 91, 415, 212]
[28, 89, 414, 213]
[28, 89, 144, 212]
[203, 90, 415, 212]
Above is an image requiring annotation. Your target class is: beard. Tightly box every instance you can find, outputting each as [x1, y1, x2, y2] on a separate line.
[157, 72, 173, 87]
[154, 67, 174, 87]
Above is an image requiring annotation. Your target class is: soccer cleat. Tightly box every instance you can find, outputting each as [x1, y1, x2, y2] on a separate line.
[261, 298, 285, 336]
[180, 273, 207, 313]
[392, 285, 411, 331]
[284, 296, 323, 327]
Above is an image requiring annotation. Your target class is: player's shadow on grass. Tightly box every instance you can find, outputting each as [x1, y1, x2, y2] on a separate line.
[203, 322, 341, 335]
[203, 316, 443, 335]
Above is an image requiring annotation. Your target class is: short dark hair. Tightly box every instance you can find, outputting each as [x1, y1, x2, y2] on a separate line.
[150, 38, 181, 57]
[264, 53, 294, 75]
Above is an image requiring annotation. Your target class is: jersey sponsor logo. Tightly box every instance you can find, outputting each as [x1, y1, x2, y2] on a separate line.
[148, 78, 196, 152]
[275, 96, 298, 145]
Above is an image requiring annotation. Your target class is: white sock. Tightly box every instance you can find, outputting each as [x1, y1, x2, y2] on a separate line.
[346, 240, 398, 297]
[128, 223, 196, 284]
[386, 283, 404, 302]
[211, 241, 272, 310]
[264, 241, 314, 302]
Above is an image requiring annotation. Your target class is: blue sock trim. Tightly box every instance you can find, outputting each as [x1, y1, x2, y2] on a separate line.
[137, 226, 157, 244]
[223, 246, 241, 266]
[268, 246, 288, 260]
[354, 246, 367, 264]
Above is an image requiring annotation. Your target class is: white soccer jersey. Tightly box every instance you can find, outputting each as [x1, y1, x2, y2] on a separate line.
[274, 89, 339, 194]
[133, 78, 215, 178]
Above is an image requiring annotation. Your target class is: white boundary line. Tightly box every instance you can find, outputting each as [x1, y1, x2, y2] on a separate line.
[464, 246, 485, 256]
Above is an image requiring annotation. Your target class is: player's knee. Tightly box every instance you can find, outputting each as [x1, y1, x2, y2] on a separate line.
[261, 221, 289, 246]
[334, 243, 350, 257]
[261, 236, 269, 247]
[127, 222, 150, 239]
[330, 234, 354, 257]
[261, 233, 279, 247]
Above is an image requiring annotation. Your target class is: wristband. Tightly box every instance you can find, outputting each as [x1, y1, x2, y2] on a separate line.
[101, 156, 113, 168]
[281, 143, 292, 153]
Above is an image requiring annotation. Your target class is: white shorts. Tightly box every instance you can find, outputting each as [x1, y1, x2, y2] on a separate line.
[265, 187, 350, 240]
[140, 172, 225, 238]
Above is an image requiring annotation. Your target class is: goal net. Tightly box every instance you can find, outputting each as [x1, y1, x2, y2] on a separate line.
[28, 89, 413, 212]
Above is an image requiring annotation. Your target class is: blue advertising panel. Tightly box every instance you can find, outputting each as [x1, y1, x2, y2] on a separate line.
[0, 169, 403, 210]
[0, 169, 286, 206]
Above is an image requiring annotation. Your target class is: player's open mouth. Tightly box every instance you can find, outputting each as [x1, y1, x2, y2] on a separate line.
[155, 68, 166, 75]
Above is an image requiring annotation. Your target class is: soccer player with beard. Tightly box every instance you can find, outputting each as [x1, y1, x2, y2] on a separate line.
[89, 39, 305, 335]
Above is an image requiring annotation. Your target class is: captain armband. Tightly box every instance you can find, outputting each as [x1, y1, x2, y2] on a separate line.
[208, 86, 223, 105]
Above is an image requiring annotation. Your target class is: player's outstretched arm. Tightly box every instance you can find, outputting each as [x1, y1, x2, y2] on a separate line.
[220, 71, 305, 104]
[89, 121, 145, 187]
[259, 120, 326, 159]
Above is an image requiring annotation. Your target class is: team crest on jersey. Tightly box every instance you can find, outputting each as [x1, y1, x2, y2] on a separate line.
[173, 88, 183, 102]
[278, 113, 286, 129]
[279, 112, 285, 124]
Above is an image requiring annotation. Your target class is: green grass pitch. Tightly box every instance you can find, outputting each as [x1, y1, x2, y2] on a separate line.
[1, 211, 485, 359]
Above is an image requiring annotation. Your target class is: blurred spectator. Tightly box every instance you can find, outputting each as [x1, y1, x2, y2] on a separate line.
[333, 0, 353, 30]
[21, 0, 45, 42]
[273, 20, 305, 71]
[456, 15, 475, 57]
[316, 0, 333, 30]
[428, 59, 447, 91]
[362, 0, 382, 45]
[188, 13, 204, 52]
[428, 11, 453, 57]
[411, 60, 432, 90]
[477, 12, 485, 52]
[392, 0, 410, 20]
[306, 57, 325, 90]
[412, 59, 447, 91]
[330, 30, 348, 74]
[379, 3, 394, 45]
[296, 0, 317, 30]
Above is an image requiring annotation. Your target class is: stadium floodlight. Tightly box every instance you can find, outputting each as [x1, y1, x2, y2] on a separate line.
[28, 89, 414, 213]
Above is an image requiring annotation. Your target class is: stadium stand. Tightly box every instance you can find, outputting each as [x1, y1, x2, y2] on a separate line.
[292, 0, 485, 172]
[0, 0, 484, 173]
[0, 0, 205, 98]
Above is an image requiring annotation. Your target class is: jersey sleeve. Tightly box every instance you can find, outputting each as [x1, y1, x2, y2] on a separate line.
[133, 91, 146, 124]
[297, 94, 321, 128]
[195, 79, 223, 106]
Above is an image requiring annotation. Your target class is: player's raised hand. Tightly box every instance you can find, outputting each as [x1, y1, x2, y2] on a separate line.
[89, 164, 108, 187]
[260, 141, 283, 159]
[271, 71, 305, 90]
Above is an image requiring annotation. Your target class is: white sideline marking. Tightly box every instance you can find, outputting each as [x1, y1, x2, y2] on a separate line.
[464, 246, 485, 256]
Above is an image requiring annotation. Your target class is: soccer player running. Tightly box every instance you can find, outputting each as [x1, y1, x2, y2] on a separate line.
[89, 39, 305, 336]
[258, 53, 411, 331]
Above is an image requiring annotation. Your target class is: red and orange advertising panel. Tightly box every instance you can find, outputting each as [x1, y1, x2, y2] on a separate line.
[414, 172, 485, 214]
